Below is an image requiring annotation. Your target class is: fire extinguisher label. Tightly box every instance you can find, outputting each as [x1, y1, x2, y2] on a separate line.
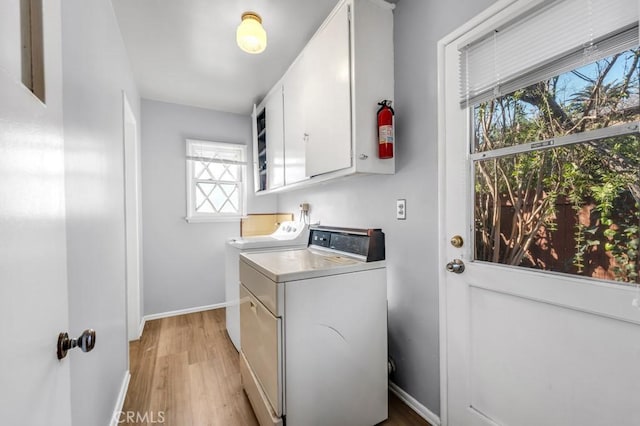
[379, 125, 393, 144]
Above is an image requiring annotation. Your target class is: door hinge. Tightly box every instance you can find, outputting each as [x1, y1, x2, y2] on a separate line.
[347, 5, 351, 21]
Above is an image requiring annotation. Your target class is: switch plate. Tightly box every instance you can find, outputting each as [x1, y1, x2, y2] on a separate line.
[396, 199, 406, 220]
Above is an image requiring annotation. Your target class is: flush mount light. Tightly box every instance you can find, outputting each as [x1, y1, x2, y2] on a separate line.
[236, 12, 267, 54]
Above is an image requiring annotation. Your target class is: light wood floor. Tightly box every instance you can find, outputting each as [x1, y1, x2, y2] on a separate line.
[122, 309, 431, 426]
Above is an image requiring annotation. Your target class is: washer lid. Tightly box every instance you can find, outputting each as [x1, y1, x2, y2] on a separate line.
[239, 248, 386, 283]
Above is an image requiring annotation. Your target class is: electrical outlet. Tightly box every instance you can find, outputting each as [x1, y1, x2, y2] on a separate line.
[396, 199, 406, 220]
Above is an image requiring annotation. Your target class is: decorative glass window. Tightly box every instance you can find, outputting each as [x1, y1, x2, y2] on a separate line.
[186, 140, 247, 222]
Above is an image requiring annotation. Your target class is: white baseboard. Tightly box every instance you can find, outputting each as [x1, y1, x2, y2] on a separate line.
[128, 318, 146, 342]
[110, 371, 131, 426]
[138, 318, 146, 339]
[389, 381, 441, 426]
[143, 302, 228, 322]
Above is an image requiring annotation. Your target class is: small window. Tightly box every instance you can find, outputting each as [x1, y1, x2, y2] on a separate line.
[186, 140, 247, 223]
[20, 0, 45, 102]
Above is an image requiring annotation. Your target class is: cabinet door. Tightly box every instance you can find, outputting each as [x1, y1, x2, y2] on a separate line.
[304, 2, 352, 177]
[283, 51, 308, 185]
[265, 86, 285, 190]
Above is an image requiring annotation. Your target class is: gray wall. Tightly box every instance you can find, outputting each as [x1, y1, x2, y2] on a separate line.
[141, 99, 278, 316]
[277, 0, 496, 416]
[61, 0, 141, 425]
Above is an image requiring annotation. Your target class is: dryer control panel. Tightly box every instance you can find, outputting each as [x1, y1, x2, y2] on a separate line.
[309, 226, 385, 262]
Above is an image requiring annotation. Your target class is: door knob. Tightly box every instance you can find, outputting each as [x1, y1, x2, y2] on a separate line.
[446, 259, 465, 274]
[57, 329, 96, 360]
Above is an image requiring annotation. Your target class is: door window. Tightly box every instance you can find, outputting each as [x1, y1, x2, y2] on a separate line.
[472, 48, 639, 284]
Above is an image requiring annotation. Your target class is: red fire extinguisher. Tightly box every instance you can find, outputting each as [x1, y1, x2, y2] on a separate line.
[377, 100, 394, 159]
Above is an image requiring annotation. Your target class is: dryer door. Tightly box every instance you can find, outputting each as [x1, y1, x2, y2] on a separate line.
[240, 285, 283, 416]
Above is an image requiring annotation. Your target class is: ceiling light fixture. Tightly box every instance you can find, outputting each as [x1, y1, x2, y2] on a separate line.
[236, 12, 267, 54]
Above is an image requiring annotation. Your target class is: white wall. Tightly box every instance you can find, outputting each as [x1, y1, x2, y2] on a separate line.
[61, 0, 141, 424]
[141, 99, 277, 316]
[277, 0, 496, 416]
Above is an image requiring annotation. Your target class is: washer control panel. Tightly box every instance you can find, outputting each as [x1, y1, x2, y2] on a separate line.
[271, 221, 304, 239]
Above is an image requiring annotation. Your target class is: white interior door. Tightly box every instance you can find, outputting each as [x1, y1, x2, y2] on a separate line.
[439, 3, 640, 426]
[0, 0, 72, 424]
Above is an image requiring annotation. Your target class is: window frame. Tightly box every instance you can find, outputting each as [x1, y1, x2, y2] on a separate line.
[185, 139, 247, 223]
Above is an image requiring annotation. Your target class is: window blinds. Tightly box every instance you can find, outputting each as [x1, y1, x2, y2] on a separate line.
[459, 0, 639, 107]
[186, 140, 247, 166]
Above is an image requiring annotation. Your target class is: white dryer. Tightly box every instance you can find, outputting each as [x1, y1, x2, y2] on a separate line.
[225, 221, 309, 351]
[239, 226, 388, 426]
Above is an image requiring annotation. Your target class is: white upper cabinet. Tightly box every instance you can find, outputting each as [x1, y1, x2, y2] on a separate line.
[350, 0, 395, 175]
[254, 0, 394, 193]
[265, 86, 285, 190]
[283, 51, 308, 185]
[303, 1, 352, 178]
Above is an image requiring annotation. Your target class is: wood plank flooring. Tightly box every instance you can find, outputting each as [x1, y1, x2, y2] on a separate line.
[121, 309, 431, 426]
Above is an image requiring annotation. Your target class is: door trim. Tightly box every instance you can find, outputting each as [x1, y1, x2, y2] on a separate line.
[122, 92, 143, 341]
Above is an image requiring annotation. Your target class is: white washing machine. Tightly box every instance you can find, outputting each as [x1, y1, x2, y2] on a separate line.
[239, 226, 388, 426]
[225, 221, 309, 351]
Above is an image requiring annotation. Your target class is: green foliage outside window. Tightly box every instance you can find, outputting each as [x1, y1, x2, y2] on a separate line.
[474, 49, 639, 284]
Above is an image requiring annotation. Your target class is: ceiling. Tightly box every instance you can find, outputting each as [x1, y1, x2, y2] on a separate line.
[112, 0, 340, 115]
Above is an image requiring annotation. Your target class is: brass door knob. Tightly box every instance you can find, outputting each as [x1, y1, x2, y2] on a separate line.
[450, 235, 463, 248]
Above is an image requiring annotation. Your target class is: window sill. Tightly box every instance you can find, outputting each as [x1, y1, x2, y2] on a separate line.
[185, 216, 243, 224]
